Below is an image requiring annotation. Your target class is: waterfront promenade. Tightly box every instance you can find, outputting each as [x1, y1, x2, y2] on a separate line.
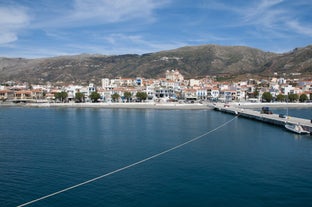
[1, 101, 312, 110]
[0, 101, 209, 110]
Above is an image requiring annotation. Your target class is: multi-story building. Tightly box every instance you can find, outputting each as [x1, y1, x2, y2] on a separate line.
[196, 88, 208, 100]
[65, 85, 83, 101]
[155, 87, 175, 99]
[182, 88, 197, 101]
[207, 87, 220, 100]
[165, 70, 184, 82]
[0, 89, 14, 101]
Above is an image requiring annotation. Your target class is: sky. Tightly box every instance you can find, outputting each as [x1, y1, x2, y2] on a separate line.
[0, 0, 311, 58]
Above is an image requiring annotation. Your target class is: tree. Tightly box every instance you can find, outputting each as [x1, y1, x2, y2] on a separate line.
[261, 92, 273, 102]
[251, 88, 259, 98]
[75, 92, 85, 103]
[111, 93, 120, 102]
[299, 94, 308, 103]
[124, 91, 132, 102]
[89, 91, 101, 102]
[136, 92, 147, 102]
[276, 94, 286, 102]
[54, 91, 68, 102]
[288, 94, 299, 102]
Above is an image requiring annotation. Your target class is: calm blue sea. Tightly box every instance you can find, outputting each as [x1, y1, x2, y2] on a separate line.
[0, 107, 312, 207]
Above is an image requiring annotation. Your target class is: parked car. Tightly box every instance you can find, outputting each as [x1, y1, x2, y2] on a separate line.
[279, 114, 287, 118]
[224, 103, 230, 107]
[261, 107, 272, 114]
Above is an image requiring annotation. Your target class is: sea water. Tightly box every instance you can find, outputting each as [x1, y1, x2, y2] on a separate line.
[0, 107, 312, 207]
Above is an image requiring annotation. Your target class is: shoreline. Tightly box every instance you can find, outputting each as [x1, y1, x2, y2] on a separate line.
[0, 102, 211, 110]
[0, 102, 311, 110]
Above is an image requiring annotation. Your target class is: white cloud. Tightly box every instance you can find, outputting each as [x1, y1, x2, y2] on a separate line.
[287, 20, 312, 36]
[0, 6, 30, 27]
[69, 0, 168, 24]
[242, 0, 285, 27]
[257, 0, 283, 9]
[243, 0, 312, 38]
[101, 33, 185, 54]
[30, 0, 169, 29]
[103, 33, 144, 45]
[198, 0, 287, 29]
[0, 6, 30, 44]
[0, 33, 18, 44]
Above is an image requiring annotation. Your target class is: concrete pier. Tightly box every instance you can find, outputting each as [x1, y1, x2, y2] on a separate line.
[213, 104, 312, 134]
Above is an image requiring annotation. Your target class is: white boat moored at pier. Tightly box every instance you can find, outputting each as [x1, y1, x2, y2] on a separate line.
[285, 123, 310, 134]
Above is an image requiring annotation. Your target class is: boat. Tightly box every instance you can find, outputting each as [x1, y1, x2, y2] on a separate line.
[285, 123, 310, 134]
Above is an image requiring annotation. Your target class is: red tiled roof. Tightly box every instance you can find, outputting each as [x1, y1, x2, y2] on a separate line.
[15, 90, 32, 95]
[0, 90, 12, 93]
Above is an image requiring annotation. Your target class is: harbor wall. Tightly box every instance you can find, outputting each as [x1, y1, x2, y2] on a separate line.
[214, 106, 312, 134]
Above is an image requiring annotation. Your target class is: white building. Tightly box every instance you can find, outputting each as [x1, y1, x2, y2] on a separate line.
[165, 70, 184, 82]
[88, 83, 96, 94]
[64, 85, 83, 101]
[278, 78, 286, 85]
[196, 88, 207, 100]
[189, 79, 200, 87]
[146, 86, 156, 100]
[207, 87, 220, 100]
[101, 78, 110, 88]
[136, 77, 143, 86]
[281, 85, 294, 95]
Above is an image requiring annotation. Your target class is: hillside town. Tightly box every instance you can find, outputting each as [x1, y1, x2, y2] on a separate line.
[0, 70, 312, 104]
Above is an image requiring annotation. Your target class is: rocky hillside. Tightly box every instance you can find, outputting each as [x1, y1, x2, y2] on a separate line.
[259, 45, 312, 75]
[0, 44, 311, 84]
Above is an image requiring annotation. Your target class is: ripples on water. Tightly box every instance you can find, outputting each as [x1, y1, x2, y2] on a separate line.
[0, 107, 312, 207]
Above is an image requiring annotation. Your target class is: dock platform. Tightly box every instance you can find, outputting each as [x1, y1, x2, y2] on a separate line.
[213, 104, 312, 134]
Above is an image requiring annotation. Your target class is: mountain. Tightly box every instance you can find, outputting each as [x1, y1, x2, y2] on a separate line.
[0, 44, 311, 84]
[259, 45, 312, 75]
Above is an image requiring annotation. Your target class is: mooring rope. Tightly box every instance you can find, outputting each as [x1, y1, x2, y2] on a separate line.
[17, 116, 237, 207]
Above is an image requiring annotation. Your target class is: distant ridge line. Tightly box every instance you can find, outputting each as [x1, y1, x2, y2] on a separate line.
[0, 44, 311, 83]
